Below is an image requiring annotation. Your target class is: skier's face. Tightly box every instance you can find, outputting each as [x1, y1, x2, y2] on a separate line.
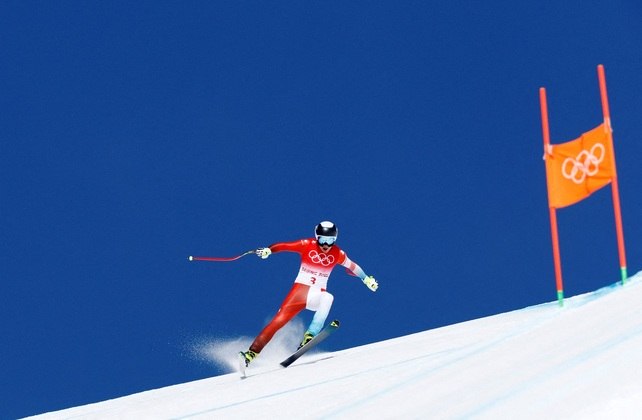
[317, 235, 336, 252]
[318, 242, 333, 252]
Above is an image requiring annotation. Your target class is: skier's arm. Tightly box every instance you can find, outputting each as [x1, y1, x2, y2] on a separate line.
[270, 239, 308, 253]
[340, 255, 378, 292]
[256, 239, 307, 259]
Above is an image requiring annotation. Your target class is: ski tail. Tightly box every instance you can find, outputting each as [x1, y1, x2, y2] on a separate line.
[238, 352, 247, 378]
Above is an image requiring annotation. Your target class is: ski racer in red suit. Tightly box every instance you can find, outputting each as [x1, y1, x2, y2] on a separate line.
[239, 221, 378, 368]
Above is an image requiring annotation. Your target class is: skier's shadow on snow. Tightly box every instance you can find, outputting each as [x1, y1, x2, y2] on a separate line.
[288, 355, 335, 367]
[240, 355, 336, 379]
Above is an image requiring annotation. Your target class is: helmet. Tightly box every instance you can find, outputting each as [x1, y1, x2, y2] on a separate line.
[315, 221, 338, 244]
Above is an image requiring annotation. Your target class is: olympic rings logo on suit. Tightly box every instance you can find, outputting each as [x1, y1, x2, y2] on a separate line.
[561, 143, 605, 184]
[308, 250, 335, 266]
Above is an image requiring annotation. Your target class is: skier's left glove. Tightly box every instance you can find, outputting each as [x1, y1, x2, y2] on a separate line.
[256, 248, 272, 259]
[363, 275, 378, 292]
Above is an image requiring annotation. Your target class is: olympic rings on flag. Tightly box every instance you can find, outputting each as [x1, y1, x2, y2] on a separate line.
[561, 143, 605, 184]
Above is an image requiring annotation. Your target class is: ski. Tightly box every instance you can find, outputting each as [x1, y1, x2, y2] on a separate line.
[280, 319, 340, 368]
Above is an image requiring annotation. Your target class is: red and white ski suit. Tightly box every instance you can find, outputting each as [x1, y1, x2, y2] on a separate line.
[249, 238, 366, 354]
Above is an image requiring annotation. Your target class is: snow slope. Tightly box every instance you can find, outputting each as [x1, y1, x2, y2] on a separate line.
[26, 272, 642, 419]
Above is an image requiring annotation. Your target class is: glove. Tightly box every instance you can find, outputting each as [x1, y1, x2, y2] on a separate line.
[363, 275, 378, 292]
[256, 248, 272, 259]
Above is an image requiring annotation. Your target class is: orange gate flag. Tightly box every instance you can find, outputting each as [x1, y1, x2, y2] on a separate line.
[544, 123, 614, 209]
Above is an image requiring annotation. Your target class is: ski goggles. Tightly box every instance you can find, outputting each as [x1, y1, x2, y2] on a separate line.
[317, 236, 337, 246]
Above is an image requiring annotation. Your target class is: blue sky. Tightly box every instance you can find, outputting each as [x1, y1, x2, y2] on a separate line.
[2, 1, 642, 418]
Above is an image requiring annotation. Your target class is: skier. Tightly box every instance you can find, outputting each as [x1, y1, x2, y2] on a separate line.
[239, 221, 378, 368]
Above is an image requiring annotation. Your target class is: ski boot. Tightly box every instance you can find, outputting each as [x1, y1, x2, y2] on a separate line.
[298, 331, 315, 350]
[239, 349, 258, 367]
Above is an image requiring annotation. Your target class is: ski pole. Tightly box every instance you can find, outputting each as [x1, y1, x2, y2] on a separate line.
[188, 250, 256, 262]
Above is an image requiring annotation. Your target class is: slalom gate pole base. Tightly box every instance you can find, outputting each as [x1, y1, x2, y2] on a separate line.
[557, 290, 564, 307]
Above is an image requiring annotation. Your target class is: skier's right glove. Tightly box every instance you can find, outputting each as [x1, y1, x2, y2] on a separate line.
[256, 248, 272, 259]
[363, 275, 378, 292]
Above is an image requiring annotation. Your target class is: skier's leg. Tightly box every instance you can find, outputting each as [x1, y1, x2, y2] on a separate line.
[306, 290, 334, 336]
[248, 283, 308, 354]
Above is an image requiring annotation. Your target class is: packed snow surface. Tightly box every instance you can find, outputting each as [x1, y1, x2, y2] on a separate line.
[27, 272, 642, 419]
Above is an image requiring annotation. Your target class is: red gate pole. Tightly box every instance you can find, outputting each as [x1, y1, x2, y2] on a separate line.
[597, 65, 628, 285]
[540, 87, 565, 305]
